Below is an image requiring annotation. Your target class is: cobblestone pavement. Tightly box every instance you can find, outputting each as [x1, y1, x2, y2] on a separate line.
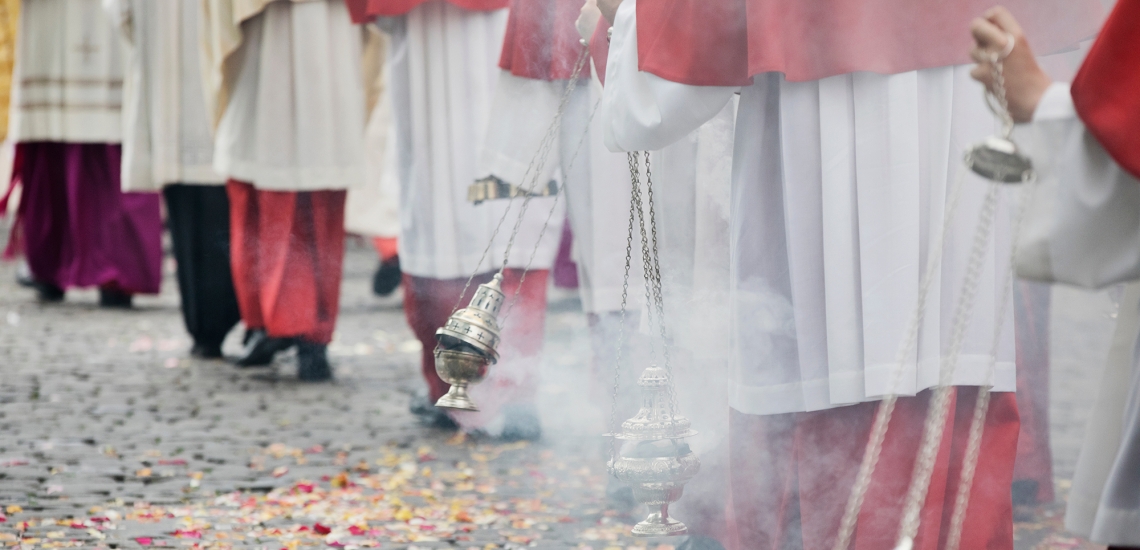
[0, 227, 1123, 550]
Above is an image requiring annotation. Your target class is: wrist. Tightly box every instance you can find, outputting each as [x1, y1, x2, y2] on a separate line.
[1014, 73, 1053, 123]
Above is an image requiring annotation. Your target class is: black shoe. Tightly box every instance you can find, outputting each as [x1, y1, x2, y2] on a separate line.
[33, 281, 64, 302]
[190, 342, 224, 359]
[1012, 479, 1041, 507]
[500, 404, 541, 442]
[234, 329, 294, 367]
[297, 340, 332, 381]
[371, 256, 402, 297]
[410, 391, 458, 429]
[98, 287, 133, 308]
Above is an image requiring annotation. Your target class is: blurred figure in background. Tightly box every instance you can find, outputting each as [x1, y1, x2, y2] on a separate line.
[108, 0, 240, 359]
[346, 24, 403, 299]
[5, 0, 162, 308]
[972, 4, 1140, 548]
[200, 0, 366, 380]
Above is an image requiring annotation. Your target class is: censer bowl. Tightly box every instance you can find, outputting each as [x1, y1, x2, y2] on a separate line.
[609, 442, 701, 537]
[964, 136, 1034, 184]
[434, 348, 489, 411]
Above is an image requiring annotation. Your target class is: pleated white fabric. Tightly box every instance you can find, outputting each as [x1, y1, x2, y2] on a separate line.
[10, 0, 124, 143]
[389, 4, 563, 280]
[603, 0, 1016, 416]
[213, 0, 365, 192]
[480, 70, 632, 312]
[112, 0, 222, 191]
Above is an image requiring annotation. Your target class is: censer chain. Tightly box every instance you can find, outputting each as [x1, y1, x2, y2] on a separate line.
[896, 182, 1000, 544]
[445, 47, 591, 318]
[608, 150, 641, 463]
[832, 165, 971, 550]
[640, 151, 680, 420]
[493, 49, 590, 276]
[499, 96, 603, 325]
[833, 58, 1023, 550]
[944, 180, 1034, 550]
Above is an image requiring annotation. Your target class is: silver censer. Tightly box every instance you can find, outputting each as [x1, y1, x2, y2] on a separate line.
[964, 48, 1034, 183]
[433, 274, 505, 411]
[609, 365, 700, 537]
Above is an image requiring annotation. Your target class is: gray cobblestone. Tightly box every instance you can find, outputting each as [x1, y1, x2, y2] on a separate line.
[0, 226, 1121, 549]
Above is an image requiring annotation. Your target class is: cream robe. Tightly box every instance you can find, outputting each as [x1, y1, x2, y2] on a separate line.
[345, 28, 399, 239]
[10, 0, 124, 143]
[388, 3, 562, 280]
[210, 0, 365, 192]
[602, 0, 1019, 415]
[1016, 83, 1140, 545]
[109, 0, 222, 191]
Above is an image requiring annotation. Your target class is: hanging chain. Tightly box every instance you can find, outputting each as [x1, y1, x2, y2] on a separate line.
[499, 96, 603, 324]
[446, 47, 591, 316]
[641, 152, 679, 420]
[945, 179, 1035, 550]
[832, 167, 971, 550]
[495, 49, 590, 275]
[833, 51, 1023, 549]
[896, 182, 1000, 545]
[608, 151, 642, 463]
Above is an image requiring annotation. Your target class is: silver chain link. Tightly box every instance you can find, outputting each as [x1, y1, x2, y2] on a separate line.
[607, 151, 642, 462]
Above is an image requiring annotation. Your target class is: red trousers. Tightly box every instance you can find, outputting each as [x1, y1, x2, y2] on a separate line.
[227, 180, 346, 344]
[403, 269, 548, 426]
[728, 388, 1019, 550]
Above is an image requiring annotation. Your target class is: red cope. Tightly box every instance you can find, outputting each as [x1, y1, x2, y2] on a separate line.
[1072, 0, 1140, 180]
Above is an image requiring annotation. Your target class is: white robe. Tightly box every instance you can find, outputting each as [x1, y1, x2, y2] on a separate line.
[387, 4, 563, 280]
[345, 31, 399, 239]
[213, 0, 365, 192]
[109, 0, 222, 191]
[602, 0, 1018, 416]
[1016, 82, 1140, 545]
[480, 70, 632, 312]
[9, 0, 124, 143]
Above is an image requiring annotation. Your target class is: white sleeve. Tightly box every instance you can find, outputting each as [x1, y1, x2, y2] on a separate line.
[600, 0, 739, 152]
[1015, 82, 1140, 289]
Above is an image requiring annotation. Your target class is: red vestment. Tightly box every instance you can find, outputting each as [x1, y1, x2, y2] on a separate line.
[636, 0, 1103, 86]
[497, 0, 586, 81]
[730, 389, 1019, 550]
[227, 180, 347, 345]
[1071, 0, 1140, 180]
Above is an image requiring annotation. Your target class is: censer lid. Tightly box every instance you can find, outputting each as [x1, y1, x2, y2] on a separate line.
[435, 274, 505, 361]
[965, 134, 1034, 184]
[612, 365, 697, 441]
